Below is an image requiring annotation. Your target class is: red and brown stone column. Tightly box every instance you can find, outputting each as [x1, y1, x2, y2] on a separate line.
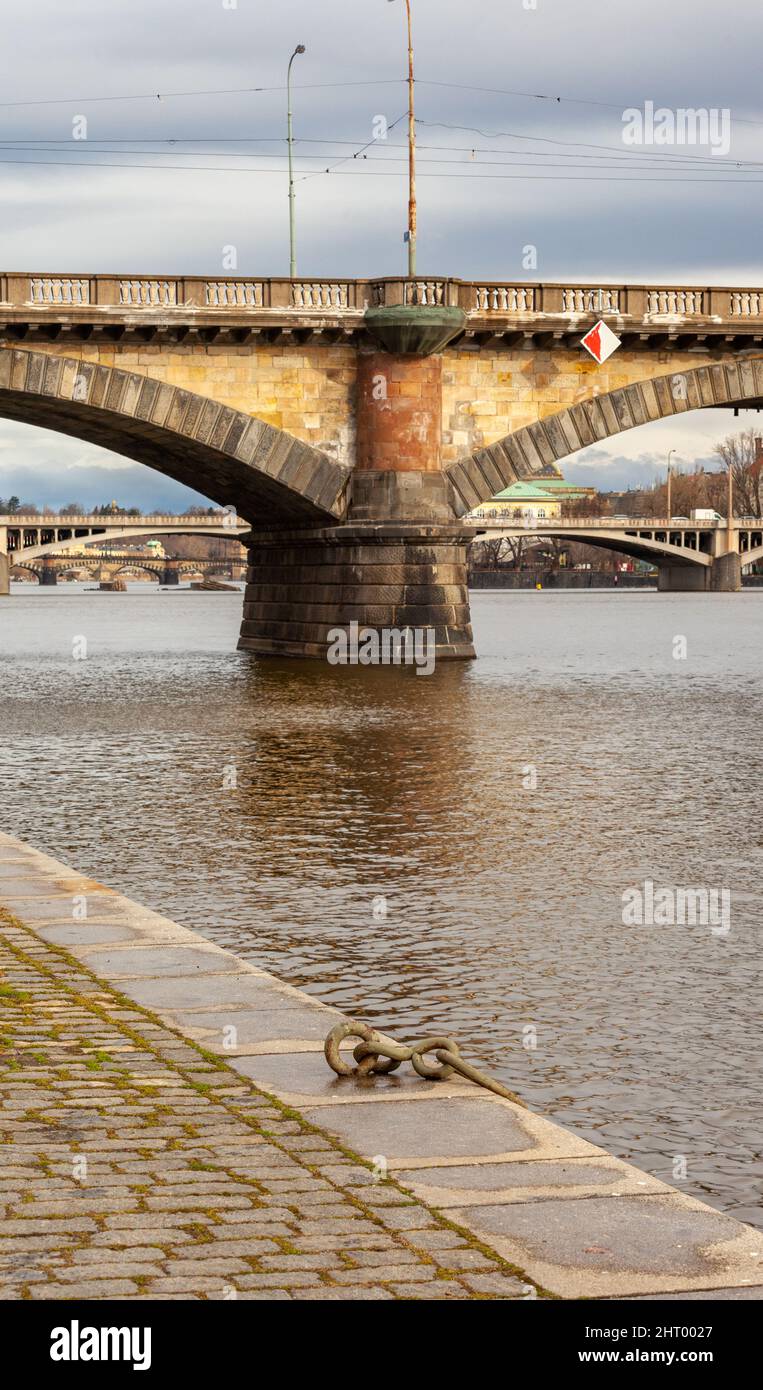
[238, 305, 475, 660]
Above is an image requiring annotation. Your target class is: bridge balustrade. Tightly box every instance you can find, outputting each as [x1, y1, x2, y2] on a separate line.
[5, 275, 763, 328]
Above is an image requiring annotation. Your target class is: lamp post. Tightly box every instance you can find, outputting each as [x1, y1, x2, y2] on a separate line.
[287, 44, 306, 279]
[389, 0, 417, 277]
[727, 454, 736, 549]
[667, 449, 676, 519]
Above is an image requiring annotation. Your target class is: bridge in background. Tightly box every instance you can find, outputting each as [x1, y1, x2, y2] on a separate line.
[469, 516, 763, 591]
[5, 273, 763, 654]
[0, 512, 249, 593]
[9, 550, 246, 586]
[0, 512, 249, 560]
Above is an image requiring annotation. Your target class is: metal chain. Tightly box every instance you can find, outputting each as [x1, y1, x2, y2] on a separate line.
[324, 1020, 525, 1107]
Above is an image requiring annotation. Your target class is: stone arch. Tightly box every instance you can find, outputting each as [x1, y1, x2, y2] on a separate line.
[0, 348, 350, 524]
[112, 563, 162, 581]
[56, 565, 96, 579]
[9, 562, 41, 582]
[445, 358, 763, 513]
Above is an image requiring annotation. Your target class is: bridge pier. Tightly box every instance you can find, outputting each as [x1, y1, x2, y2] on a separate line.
[39, 557, 58, 586]
[239, 332, 476, 662]
[238, 524, 475, 660]
[0, 552, 9, 596]
[160, 560, 180, 586]
[709, 551, 742, 592]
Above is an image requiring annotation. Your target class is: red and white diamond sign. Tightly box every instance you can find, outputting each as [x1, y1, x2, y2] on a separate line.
[581, 320, 621, 364]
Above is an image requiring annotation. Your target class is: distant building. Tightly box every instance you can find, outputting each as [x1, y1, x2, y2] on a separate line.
[468, 478, 597, 521]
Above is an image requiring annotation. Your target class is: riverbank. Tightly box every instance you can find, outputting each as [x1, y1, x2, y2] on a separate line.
[2, 833, 761, 1301]
[469, 570, 763, 589]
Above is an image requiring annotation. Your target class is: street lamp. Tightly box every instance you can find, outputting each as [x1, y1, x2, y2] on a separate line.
[287, 44, 306, 279]
[388, 0, 417, 277]
[667, 449, 676, 518]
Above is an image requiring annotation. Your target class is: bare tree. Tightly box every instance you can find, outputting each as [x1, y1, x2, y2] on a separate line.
[714, 429, 763, 518]
[469, 536, 515, 570]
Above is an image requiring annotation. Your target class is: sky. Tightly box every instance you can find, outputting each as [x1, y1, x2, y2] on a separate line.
[1, 0, 762, 508]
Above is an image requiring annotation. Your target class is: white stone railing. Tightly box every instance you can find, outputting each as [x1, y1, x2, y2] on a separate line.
[473, 285, 536, 313]
[119, 279, 178, 306]
[291, 281, 350, 309]
[647, 289, 704, 315]
[562, 287, 621, 313]
[7, 275, 763, 328]
[403, 280, 447, 306]
[205, 281, 265, 307]
[729, 292, 763, 317]
[30, 278, 90, 305]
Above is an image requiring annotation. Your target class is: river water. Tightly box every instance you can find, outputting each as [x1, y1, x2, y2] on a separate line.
[1, 582, 761, 1227]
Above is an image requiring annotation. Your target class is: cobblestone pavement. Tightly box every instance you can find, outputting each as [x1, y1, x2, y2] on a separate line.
[0, 912, 535, 1302]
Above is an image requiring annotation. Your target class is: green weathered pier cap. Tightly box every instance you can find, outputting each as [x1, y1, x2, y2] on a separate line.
[364, 304, 467, 356]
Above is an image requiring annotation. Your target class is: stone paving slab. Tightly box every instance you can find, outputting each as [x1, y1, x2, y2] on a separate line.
[443, 1195, 763, 1299]
[394, 1157, 670, 1206]
[1, 831, 762, 1301]
[165, 1005, 349, 1054]
[298, 1095, 602, 1165]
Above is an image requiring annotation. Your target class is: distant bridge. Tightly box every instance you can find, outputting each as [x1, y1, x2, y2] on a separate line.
[468, 515, 763, 591]
[10, 549, 246, 586]
[0, 512, 250, 565]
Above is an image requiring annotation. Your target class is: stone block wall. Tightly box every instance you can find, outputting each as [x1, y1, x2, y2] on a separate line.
[439, 345, 723, 468]
[14, 341, 357, 469]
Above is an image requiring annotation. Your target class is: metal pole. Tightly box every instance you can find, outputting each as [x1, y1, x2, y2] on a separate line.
[405, 0, 417, 278]
[287, 45, 306, 279]
[728, 457, 735, 550]
[667, 449, 675, 520]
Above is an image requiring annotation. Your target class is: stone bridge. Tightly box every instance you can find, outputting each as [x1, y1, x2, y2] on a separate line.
[470, 516, 763, 592]
[3, 273, 763, 656]
[10, 550, 246, 587]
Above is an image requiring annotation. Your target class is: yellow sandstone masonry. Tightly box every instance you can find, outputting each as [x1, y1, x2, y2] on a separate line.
[27, 341, 359, 464]
[439, 346, 722, 466]
[24, 339, 727, 471]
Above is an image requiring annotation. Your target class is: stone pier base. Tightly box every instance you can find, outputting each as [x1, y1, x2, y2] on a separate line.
[39, 561, 57, 586]
[709, 551, 742, 592]
[0, 552, 9, 596]
[238, 524, 476, 660]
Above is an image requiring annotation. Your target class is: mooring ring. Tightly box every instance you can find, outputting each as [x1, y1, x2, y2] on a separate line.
[410, 1037, 460, 1081]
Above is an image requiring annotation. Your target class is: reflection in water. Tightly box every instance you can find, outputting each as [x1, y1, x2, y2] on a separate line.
[0, 583, 761, 1227]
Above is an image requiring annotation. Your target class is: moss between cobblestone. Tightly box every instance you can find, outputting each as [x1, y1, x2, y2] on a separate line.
[0, 908, 553, 1300]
